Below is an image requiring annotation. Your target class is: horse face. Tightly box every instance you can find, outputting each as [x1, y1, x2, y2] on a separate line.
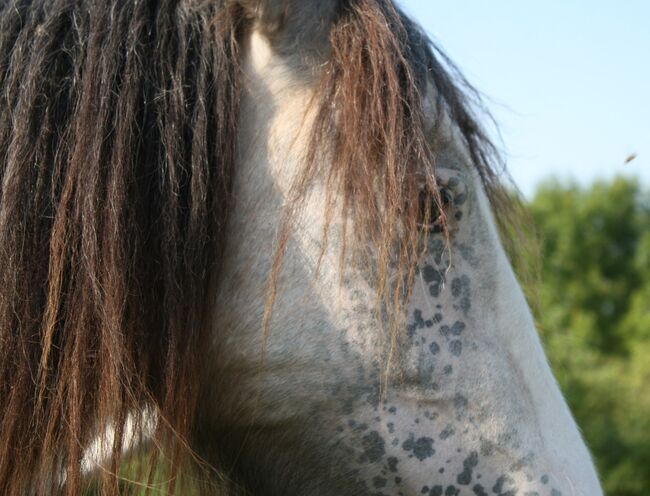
[201, 8, 603, 496]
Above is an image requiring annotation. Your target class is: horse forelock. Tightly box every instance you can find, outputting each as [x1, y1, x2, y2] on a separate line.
[0, 1, 521, 494]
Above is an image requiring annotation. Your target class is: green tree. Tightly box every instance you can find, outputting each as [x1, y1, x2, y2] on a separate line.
[528, 176, 650, 496]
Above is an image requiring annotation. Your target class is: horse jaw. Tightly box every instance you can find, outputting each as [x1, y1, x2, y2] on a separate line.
[202, 19, 603, 496]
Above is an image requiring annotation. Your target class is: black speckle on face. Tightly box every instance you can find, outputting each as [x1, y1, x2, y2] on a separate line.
[439, 425, 456, 440]
[387, 422, 395, 434]
[387, 456, 399, 472]
[421, 265, 437, 283]
[456, 451, 479, 485]
[492, 475, 517, 496]
[541, 475, 549, 484]
[551, 490, 562, 496]
[454, 394, 468, 411]
[373, 476, 387, 489]
[361, 431, 386, 463]
[430, 341, 441, 355]
[451, 275, 471, 314]
[449, 340, 463, 356]
[408, 309, 427, 337]
[429, 486, 443, 496]
[443, 365, 453, 375]
[426, 268, 445, 298]
[402, 433, 435, 461]
[472, 484, 488, 496]
[451, 321, 466, 335]
[414, 309, 425, 328]
[445, 485, 460, 496]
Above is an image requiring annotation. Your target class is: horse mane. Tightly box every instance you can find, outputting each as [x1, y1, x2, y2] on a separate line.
[0, 0, 509, 494]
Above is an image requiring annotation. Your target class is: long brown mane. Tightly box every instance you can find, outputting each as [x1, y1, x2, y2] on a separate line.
[0, 0, 509, 494]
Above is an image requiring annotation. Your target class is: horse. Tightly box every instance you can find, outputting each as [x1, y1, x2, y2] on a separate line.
[0, 0, 604, 494]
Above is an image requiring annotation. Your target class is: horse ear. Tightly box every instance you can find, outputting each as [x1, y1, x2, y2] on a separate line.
[235, 0, 338, 46]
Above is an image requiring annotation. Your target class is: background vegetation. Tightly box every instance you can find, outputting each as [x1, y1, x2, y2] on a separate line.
[89, 176, 650, 495]
[528, 176, 650, 496]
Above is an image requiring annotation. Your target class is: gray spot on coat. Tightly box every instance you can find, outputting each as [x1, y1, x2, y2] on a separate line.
[457, 451, 479, 485]
[439, 425, 455, 440]
[402, 433, 435, 461]
[492, 474, 517, 496]
[362, 431, 386, 463]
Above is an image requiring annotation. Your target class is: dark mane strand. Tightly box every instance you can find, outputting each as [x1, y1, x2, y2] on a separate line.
[0, 1, 241, 494]
[0, 0, 516, 494]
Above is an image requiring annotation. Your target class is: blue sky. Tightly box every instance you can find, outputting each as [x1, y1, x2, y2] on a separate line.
[398, 1, 650, 197]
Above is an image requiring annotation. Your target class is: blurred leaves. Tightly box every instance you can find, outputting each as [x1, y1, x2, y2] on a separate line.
[527, 176, 650, 495]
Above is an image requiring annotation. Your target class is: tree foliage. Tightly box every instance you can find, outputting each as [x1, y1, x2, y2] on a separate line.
[527, 176, 650, 496]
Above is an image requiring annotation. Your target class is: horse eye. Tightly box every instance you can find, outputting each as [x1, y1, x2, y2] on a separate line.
[417, 187, 453, 233]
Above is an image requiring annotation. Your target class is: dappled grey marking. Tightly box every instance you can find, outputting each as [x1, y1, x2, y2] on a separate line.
[373, 476, 387, 489]
[451, 275, 471, 314]
[402, 433, 435, 461]
[449, 340, 463, 356]
[423, 266, 445, 298]
[492, 474, 517, 496]
[427, 238, 446, 265]
[408, 309, 427, 336]
[439, 425, 455, 440]
[457, 451, 479, 485]
[454, 394, 468, 410]
[361, 431, 386, 463]
[454, 192, 467, 206]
